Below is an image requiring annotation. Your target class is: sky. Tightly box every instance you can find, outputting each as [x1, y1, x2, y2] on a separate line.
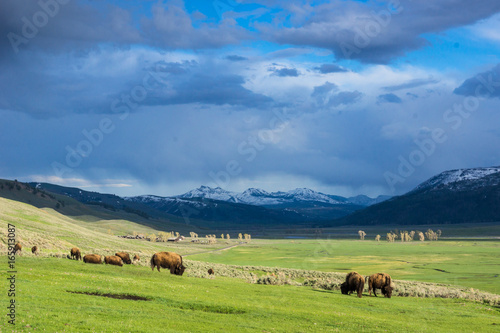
[1, 0, 500, 198]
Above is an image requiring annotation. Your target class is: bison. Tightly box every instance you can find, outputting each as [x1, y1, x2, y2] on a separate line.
[133, 254, 140, 262]
[340, 271, 365, 298]
[31, 246, 39, 255]
[83, 254, 103, 264]
[70, 247, 82, 260]
[208, 268, 214, 275]
[105, 255, 123, 267]
[14, 243, 22, 255]
[368, 273, 393, 298]
[115, 252, 132, 264]
[150, 252, 185, 275]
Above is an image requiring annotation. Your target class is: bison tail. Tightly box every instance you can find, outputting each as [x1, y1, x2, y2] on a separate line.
[150, 254, 155, 271]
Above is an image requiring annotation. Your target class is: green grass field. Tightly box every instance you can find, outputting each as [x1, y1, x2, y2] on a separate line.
[188, 239, 500, 294]
[1, 197, 500, 332]
[1, 257, 499, 333]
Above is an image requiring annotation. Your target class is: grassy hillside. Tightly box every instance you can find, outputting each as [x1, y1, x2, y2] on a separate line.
[0, 179, 206, 234]
[0, 197, 235, 257]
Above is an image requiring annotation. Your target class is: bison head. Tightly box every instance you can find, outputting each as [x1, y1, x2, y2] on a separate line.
[340, 282, 349, 295]
[382, 285, 393, 298]
[175, 265, 186, 276]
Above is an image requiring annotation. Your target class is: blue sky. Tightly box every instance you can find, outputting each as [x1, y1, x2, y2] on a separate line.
[1, 0, 500, 197]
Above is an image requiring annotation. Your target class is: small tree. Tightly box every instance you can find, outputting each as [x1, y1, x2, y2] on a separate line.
[158, 232, 169, 242]
[386, 233, 394, 242]
[375, 234, 381, 242]
[358, 230, 366, 240]
[226, 234, 230, 240]
[409, 231, 415, 241]
[238, 233, 243, 241]
[221, 234, 224, 240]
[132, 231, 138, 237]
[149, 233, 157, 242]
[418, 231, 425, 242]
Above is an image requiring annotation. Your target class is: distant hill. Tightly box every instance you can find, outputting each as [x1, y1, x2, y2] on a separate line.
[336, 166, 500, 226]
[23, 182, 388, 228]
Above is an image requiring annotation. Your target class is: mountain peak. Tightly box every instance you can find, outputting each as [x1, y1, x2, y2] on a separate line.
[414, 166, 500, 192]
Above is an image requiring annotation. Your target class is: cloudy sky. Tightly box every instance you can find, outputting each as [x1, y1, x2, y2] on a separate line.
[1, 0, 500, 198]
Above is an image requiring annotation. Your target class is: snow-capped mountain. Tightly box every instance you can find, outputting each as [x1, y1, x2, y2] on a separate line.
[339, 165, 500, 226]
[175, 186, 378, 207]
[413, 166, 500, 192]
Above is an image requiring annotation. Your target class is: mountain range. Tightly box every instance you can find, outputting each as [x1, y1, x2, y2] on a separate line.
[337, 166, 500, 226]
[5, 165, 498, 230]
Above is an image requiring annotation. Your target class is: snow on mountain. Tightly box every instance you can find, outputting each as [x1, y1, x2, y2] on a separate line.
[414, 166, 500, 192]
[173, 186, 376, 206]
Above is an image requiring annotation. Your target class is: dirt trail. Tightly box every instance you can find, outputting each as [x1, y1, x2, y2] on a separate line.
[183, 242, 244, 257]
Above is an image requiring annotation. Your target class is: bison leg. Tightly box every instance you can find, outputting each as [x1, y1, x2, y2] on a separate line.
[357, 286, 363, 298]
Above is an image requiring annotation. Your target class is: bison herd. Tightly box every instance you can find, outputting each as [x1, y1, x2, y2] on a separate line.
[65, 247, 186, 276]
[341, 271, 394, 298]
[13, 242, 394, 298]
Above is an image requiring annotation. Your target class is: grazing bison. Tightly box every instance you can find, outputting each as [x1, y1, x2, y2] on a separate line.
[115, 252, 132, 264]
[133, 254, 140, 262]
[368, 273, 393, 298]
[31, 246, 39, 255]
[208, 268, 214, 275]
[150, 252, 185, 275]
[340, 271, 365, 298]
[70, 247, 82, 260]
[105, 255, 123, 267]
[83, 254, 103, 264]
[14, 243, 22, 255]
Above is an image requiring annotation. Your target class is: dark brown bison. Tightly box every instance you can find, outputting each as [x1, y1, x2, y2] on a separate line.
[31, 246, 38, 255]
[208, 268, 214, 275]
[70, 247, 82, 260]
[115, 252, 132, 264]
[368, 273, 393, 298]
[83, 254, 103, 264]
[105, 255, 123, 267]
[340, 271, 365, 298]
[14, 243, 22, 255]
[133, 254, 140, 262]
[150, 252, 185, 275]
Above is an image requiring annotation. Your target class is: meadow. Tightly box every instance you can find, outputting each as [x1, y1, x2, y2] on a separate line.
[1, 256, 499, 333]
[1, 197, 500, 332]
[187, 238, 500, 294]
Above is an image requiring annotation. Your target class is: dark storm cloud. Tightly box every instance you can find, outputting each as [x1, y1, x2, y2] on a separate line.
[311, 82, 362, 107]
[378, 93, 402, 104]
[270, 67, 300, 77]
[141, 1, 250, 49]
[328, 91, 363, 107]
[225, 55, 248, 61]
[262, 0, 500, 63]
[147, 73, 273, 108]
[453, 63, 500, 98]
[0, 0, 141, 56]
[0, 0, 249, 58]
[314, 64, 348, 74]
